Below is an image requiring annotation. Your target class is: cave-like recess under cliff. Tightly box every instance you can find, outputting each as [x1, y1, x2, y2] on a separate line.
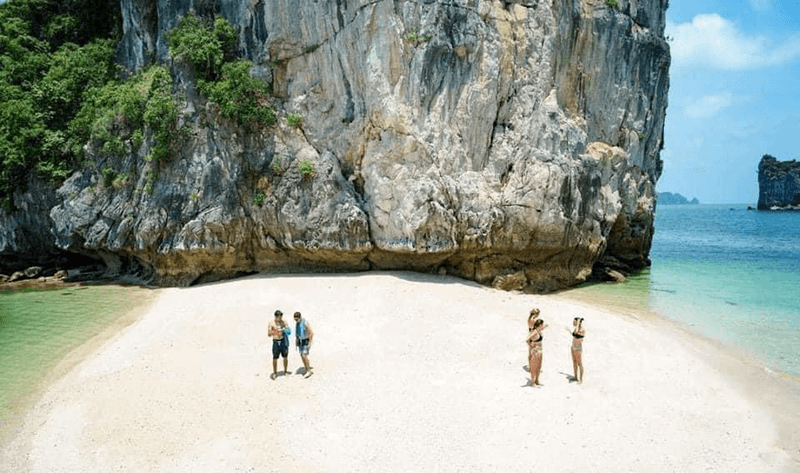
[1, 0, 670, 292]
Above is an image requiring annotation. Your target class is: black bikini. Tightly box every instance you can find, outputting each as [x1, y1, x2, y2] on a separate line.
[527, 327, 543, 343]
[572, 332, 584, 339]
[528, 324, 544, 343]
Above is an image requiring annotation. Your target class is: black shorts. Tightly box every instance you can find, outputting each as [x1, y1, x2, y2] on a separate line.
[272, 339, 288, 359]
[297, 338, 310, 356]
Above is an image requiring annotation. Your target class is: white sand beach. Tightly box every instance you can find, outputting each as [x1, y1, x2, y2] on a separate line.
[1, 272, 798, 472]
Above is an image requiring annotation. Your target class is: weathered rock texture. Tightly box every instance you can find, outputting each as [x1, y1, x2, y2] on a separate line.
[0, 175, 106, 277]
[1, 0, 670, 291]
[0, 177, 69, 275]
[757, 155, 800, 210]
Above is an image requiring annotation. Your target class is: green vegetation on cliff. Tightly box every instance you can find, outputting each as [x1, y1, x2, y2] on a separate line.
[169, 14, 276, 127]
[71, 65, 184, 163]
[0, 5, 276, 209]
[0, 0, 122, 208]
[167, 14, 235, 81]
[198, 59, 276, 127]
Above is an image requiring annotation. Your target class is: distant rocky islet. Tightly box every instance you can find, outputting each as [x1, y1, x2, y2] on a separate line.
[657, 192, 699, 205]
[757, 155, 800, 210]
[656, 155, 800, 210]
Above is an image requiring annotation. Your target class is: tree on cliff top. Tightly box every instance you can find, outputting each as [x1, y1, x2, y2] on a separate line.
[759, 154, 800, 178]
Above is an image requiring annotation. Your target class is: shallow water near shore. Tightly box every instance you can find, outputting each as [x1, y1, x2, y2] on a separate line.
[0, 285, 152, 426]
[571, 204, 800, 375]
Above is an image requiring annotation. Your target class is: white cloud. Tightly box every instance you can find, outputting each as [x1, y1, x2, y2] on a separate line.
[689, 135, 706, 147]
[667, 14, 800, 70]
[684, 93, 734, 119]
[748, 0, 773, 11]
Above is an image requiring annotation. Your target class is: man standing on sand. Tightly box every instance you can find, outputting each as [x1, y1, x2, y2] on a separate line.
[268, 310, 291, 379]
[294, 311, 314, 377]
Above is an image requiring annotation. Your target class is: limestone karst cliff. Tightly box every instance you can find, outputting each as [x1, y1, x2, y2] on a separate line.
[1, 0, 670, 291]
[757, 155, 800, 210]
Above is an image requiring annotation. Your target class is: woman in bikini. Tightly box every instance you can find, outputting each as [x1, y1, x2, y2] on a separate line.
[527, 309, 540, 339]
[526, 315, 547, 386]
[570, 317, 585, 383]
[526, 308, 540, 367]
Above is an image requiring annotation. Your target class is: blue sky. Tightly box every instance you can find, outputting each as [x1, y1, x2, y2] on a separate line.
[661, 0, 800, 204]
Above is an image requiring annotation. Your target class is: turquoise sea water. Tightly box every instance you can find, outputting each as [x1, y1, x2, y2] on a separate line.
[575, 204, 800, 375]
[648, 204, 800, 374]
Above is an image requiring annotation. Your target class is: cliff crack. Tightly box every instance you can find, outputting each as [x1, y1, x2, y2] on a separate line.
[486, 98, 504, 169]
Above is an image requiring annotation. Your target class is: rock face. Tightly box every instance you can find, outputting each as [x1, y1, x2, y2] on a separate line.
[1, 0, 670, 292]
[0, 176, 61, 274]
[758, 155, 800, 210]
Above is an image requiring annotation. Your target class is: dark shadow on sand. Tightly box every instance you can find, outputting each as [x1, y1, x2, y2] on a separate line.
[180, 270, 486, 291]
[558, 371, 577, 382]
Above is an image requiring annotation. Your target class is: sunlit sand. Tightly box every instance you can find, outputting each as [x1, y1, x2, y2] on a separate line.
[1, 272, 796, 471]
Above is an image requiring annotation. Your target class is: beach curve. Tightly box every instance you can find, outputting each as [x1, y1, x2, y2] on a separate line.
[0, 272, 795, 472]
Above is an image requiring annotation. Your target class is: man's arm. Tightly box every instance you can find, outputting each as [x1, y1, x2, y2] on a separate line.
[305, 321, 314, 342]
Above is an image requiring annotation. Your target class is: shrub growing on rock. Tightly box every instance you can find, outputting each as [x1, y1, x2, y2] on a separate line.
[101, 166, 116, 187]
[286, 112, 304, 127]
[270, 155, 283, 173]
[170, 14, 275, 128]
[70, 66, 183, 164]
[298, 160, 315, 177]
[198, 60, 276, 127]
[167, 14, 224, 80]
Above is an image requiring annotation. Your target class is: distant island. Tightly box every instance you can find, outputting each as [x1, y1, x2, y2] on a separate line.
[757, 155, 800, 210]
[658, 192, 699, 205]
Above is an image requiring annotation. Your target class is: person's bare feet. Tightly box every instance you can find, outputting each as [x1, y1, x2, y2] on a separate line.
[270, 373, 277, 380]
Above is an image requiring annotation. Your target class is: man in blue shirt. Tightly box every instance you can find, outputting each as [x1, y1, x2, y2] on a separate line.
[294, 311, 314, 377]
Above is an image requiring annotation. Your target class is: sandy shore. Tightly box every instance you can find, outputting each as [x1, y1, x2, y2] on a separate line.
[1, 272, 797, 472]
